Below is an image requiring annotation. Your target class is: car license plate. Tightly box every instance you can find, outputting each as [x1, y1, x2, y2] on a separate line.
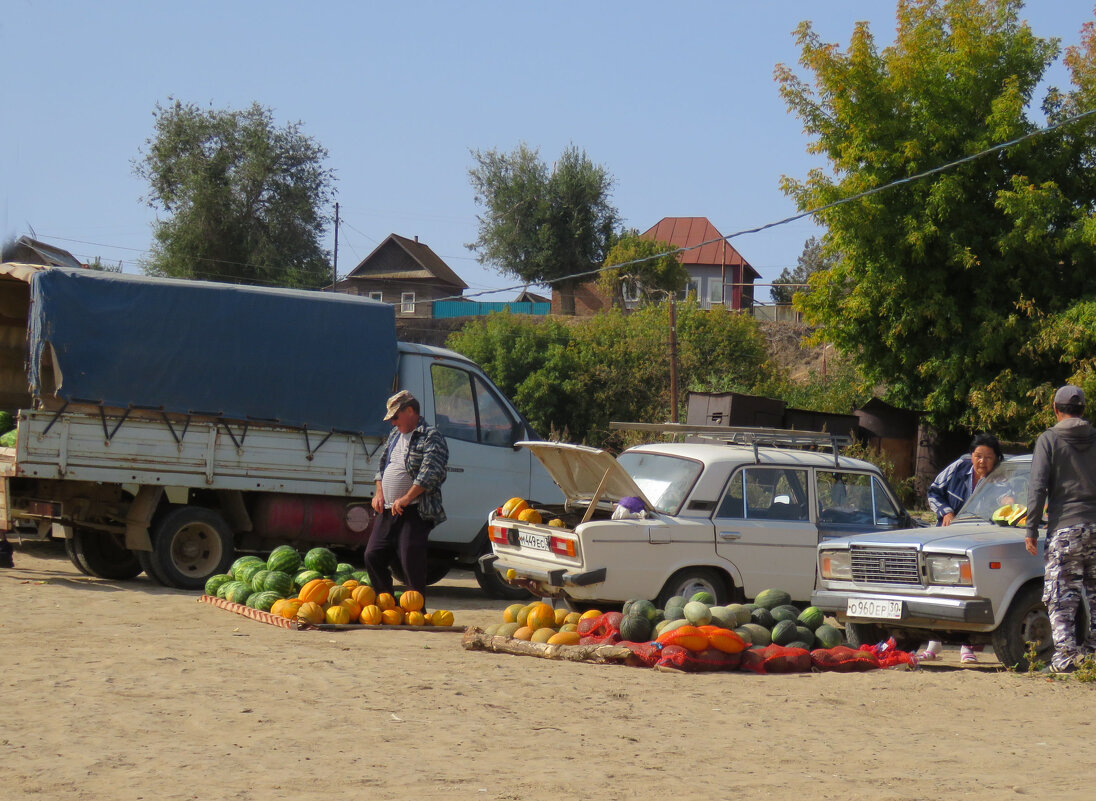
[518, 531, 550, 552]
[846, 597, 903, 620]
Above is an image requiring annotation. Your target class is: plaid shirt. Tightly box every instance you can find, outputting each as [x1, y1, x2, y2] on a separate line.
[375, 419, 448, 524]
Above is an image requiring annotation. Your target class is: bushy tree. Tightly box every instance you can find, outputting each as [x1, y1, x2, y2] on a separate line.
[135, 100, 335, 288]
[770, 236, 831, 304]
[776, 0, 1096, 437]
[467, 144, 619, 314]
[597, 230, 689, 308]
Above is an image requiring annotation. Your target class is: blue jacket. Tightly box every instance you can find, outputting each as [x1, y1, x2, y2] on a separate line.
[375, 420, 449, 524]
[927, 455, 975, 524]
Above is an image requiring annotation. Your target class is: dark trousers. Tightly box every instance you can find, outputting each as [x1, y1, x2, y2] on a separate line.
[363, 505, 433, 597]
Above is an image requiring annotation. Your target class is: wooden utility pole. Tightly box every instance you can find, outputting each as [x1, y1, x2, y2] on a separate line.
[669, 294, 679, 423]
[332, 202, 339, 291]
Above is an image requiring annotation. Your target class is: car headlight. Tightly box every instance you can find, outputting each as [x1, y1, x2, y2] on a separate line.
[820, 549, 852, 580]
[926, 554, 973, 585]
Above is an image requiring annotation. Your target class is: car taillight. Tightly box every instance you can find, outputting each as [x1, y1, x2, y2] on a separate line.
[549, 536, 576, 557]
[488, 525, 510, 545]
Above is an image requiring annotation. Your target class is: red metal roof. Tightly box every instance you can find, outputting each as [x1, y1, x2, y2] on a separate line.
[640, 217, 760, 278]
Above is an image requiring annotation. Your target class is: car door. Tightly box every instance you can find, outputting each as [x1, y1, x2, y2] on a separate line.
[713, 465, 818, 601]
[815, 470, 906, 541]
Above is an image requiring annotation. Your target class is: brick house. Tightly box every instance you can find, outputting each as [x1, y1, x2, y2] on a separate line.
[333, 234, 467, 318]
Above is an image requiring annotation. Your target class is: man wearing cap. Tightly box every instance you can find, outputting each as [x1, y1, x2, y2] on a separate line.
[1025, 385, 1096, 672]
[365, 390, 448, 600]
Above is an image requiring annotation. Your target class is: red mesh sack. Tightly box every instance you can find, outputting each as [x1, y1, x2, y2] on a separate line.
[857, 637, 917, 669]
[738, 646, 768, 674]
[578, 611, 622, 645]
[621, 641, 662, 668]
[759, 644, 812, 673]
[655, 644, 740, 672]
[810, 646, 881, 672]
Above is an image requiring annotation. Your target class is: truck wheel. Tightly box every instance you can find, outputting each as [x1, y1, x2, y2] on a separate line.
[147, 506, 235, 590]
[992, 584, 1053, 670]
[136, 549, 169, 586]
[65, 535, 92, 575]
[656, 568, 730, 607]
[72, 529, 142, 580]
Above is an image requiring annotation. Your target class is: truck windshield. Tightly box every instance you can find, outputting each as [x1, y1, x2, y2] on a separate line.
[617, 451, 702, 515]
[954, 458, 1031, 522]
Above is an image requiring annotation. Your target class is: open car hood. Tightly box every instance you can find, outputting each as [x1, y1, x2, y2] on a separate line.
[518, 441, 652, 509]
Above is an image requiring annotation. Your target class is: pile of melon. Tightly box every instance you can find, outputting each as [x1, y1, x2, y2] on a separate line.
[203, 545, 455, 628]
[481, 601, 597, 644]
[496, 497, 565, 528]
[620, 588, 842, 650]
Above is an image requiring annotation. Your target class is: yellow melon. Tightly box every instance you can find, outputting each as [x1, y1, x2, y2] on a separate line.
[530, 627, 556, 643]
[526, 603, 556, 631]
[325, 605, 352, 625]
[381, 608, 404, 626]
[503, 603, 525, 623]
[547, 630, 581, 645]
[501, 497, 530, 519]
[405, 610, 426, 626]
[375, 592, 397, 611]
[579, 608, 603, 620]
[517, 508, 543, 524]
[359, 604, 383, 625]
[431, 609, 455, 627]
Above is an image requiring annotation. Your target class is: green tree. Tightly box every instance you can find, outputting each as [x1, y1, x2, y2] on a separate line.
[775, 0, 1096, 436]
[135, 100, 335, 288]
[467, 143, 619, 315]
[770, 236, 831, 304]
[597, 230, 689, 308]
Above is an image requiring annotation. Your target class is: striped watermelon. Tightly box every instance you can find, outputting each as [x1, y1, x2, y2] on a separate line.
[249, 569, 272, 593]
[229, 555, 263, 579]
[247, 591, 281, 612]
[223, 581, 254, 605]
[236, 561, 265, 586]
[304, 547, 338, 575]
[294, 569, 323, 589]
[266, 545, 301, 574]
[262, 570, 294, 597]
[204, 573, 232, 597]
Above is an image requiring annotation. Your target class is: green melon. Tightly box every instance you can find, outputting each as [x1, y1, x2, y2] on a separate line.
[814, 624, 843, 649]
[266, 545, 301, 574]
[223, 581, 253, 605]
[795, 625, 815, 647]
[750, 607, 775, 629]
[619, 613, 652, 642]
[631, 599, 659, 622]
[496, 622, 522, 638]
[797, 606, 825, 631]
[336, 561, 356, 574]
[683, 601, 712, 626]
[654, 619, 673, 637]
[333, 572, 355, 586]
[236, 561, 265, 586]
[648, 608, 665, 627]
[753, 588, 792, 610]
[733, 626, 755, 645]
[771, 619, 799, 646]
[725, 603, 752, 626]
[229, 555, 263, 579]
[294, 569, 323, 589]
[659, 618, 691, 637]
[352, 570, 371, 584]
[787, 640, 813, 650]
[770, 604, 802, 624]
[216, 579, 237, 600]
[689, 590, 715, 605]
[740, 623, 771, 646]
[204, 573, 232, 597]
[708, 606, 735, 629]
[248, 590, 282, 612]
[662, 602, 686, 622]
[304, 547, 339, 575]
[249, 569, 272, 593]
[622, 599, 637, 615]
[263, 570, 294, 597]
[665, 595, 687, 609]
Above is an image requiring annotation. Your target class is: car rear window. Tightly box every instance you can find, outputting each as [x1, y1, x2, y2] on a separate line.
[617, 451, 702, 515]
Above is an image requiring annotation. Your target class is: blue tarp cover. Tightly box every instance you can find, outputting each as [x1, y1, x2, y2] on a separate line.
[27, 269, 398, 436]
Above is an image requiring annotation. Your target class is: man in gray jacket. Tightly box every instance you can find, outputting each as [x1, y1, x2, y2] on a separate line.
[1025, 385, 1096, 672]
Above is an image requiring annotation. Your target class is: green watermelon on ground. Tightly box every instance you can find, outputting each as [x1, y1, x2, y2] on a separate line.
[223, 581, 253, 605]
[249, 569, 273, 593]
[683, 601, 712, 626]
[771, 619, 799, 645]
[619, 613, 652, 642]
[304, 547, 338, 575]
[263, 570, 295, 596]
[294, 569, 323, 589]
[247, 591, 282, 612]
[814, 624, 843, 649]
[204, 573, 232, 597]
[229, 555, 264, 579]
[266, 545, 301, 574]
[753, 588, 792, 610]
[797, 606, 825, 630]
[770, 604, 801, 624]
[235, 561, 265, 586]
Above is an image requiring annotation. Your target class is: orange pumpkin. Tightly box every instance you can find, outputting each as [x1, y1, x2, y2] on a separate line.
[431, 609, 455, 627]
[296, 601, 325, 625]
[359, 604, 383, 625]
[325, 605, 352, 625]
[381, 608, 404, 625]
[339, 599, 362, 621]
[351, 585, 376, 607]
[326, 585, 352, 606]
[298, 578, 333, 605]
[375, 592, 397, 611]
[277, 598, 304, 620]
[341, 579, 360, 589]
[269, 599, 289, 618]
[405, 610, 426, 626]
[399, 589, 424, 612]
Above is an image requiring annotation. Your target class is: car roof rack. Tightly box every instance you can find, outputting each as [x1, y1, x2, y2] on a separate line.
[610, 422, 851, 467]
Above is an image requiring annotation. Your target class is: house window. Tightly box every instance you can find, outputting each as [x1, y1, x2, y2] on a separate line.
[368, 291, 383, 302]
[401, 292, 415, 314]
[677, 279, 701, 303]
[710, 280, 725, 307]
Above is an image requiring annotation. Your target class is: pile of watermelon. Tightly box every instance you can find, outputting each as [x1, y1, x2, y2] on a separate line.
[203, 546, 370, 613]
[618, 587, 842, 651]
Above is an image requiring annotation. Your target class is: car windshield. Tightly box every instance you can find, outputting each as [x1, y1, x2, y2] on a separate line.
[616, 451, 702, 515]
[954, 458, 1031, 522]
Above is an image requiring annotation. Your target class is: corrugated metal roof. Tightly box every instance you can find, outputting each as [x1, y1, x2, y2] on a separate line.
[640, 217, 760, 278]
[348, 234, 468, 290]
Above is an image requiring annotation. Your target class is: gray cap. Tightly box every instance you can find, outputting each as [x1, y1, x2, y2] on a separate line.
[1054, 384, 1085, 407]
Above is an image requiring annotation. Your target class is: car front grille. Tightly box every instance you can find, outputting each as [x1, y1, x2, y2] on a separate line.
[849, 545, 921, 585]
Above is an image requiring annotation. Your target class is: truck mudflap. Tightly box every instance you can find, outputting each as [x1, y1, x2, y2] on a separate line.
[478, 552, 606, 588]
[811, 589, 995, 625]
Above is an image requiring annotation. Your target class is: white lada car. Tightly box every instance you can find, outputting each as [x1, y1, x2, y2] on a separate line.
[811, 455, 1060, 669]
[478, 427, 918, 609]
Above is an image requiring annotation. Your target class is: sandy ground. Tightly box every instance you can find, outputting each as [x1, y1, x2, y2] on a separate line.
[2, 541, 1095, 801]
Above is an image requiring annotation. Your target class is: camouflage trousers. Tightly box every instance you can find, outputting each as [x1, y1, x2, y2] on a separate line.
[1043, 522, 1096, 670]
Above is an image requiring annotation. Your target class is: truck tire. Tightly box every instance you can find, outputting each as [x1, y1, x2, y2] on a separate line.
[992, 583, 1053, 670]
[72, 529, 142, 580]
[65, 535, 92, 576]
[656, 567, 730, 607]
[146, 506, 235, 590]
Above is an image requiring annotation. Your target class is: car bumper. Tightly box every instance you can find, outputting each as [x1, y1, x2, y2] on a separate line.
[811, 588, 995, 625]
[478, 552, 607, 589]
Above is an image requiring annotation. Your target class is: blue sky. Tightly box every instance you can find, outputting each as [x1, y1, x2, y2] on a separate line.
[3, 1, 1094, 299]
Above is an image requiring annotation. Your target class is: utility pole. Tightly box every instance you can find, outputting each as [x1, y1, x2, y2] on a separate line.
[669, 294, 679, 423]
[332, 202, 339, 291]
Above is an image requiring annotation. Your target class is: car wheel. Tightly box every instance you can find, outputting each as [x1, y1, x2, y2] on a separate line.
[992, 583, 1053, 670]
[843, 620, 888, 648]
[656, 567, 730, 607]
